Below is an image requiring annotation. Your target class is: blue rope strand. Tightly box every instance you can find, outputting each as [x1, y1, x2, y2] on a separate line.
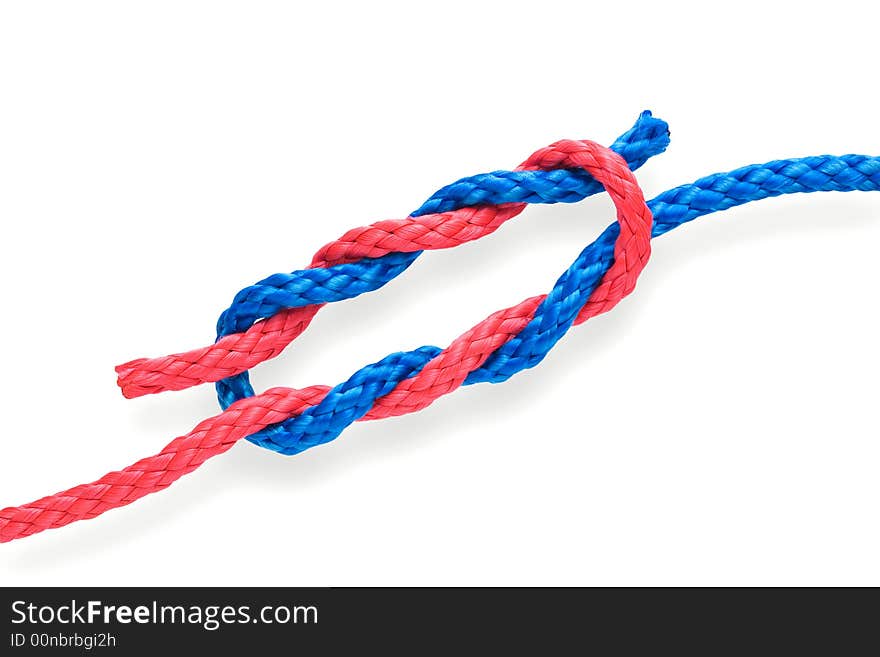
[470, 154, 880, 384]
[245, 153, 879, 454]
[215, 111, 670, 337]
[217, 111, 671, 427]
[212, 118, 879, 455]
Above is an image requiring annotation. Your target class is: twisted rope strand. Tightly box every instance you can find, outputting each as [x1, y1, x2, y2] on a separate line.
[121, 153, 878, 398]
[1, 140, 652, 541]
[220, 153, 880, 454]
[116, 111, 670, 398]
[116, 152, 880, 404]
[116, 146, 880, 452]
[220, 142, 653, 450]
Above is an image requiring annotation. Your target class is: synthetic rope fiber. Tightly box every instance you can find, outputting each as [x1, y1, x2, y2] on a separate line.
[2, 111, 878, 542]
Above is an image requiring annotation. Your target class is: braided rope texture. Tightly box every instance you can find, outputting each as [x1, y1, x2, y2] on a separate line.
[116, 112, 671, 399]
[2, 113, 879, 542]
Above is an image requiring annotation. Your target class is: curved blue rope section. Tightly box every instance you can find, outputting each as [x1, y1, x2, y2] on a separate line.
[215, 111, 671, 336]
[216, 111, 671, 422]
[470, 154, 880, 385]
[213, 115, 880, 455]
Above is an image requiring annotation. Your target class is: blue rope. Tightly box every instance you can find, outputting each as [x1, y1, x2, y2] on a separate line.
[212, 118, 880, 455]
[237, 152, 880, 455]
[470, 154, 880, 384]
[216, 111, 671, 420]
[215, 111, 671, 336]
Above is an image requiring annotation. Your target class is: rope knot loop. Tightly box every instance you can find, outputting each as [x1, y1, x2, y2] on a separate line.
[3, 111, 879, 542]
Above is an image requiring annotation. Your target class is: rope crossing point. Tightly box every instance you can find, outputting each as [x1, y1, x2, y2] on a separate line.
[1, 112, 879, 542]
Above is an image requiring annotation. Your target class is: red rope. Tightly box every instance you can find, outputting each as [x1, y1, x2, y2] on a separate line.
[1, 141, 651, 542]
[116, 141, 638, 399]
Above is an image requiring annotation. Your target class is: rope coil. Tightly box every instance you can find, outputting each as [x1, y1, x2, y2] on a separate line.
[2, 111, 878, 542]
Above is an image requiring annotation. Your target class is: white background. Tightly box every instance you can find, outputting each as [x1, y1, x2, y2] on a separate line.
[1, 1, 878, 586]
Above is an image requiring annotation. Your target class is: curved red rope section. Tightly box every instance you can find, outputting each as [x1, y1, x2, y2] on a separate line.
[115, 141, 630, 399]
[1, 141, 651, 542]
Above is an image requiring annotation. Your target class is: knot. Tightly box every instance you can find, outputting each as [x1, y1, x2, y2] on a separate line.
[3, 111, 879, 542]
[218, 137, 654, 455]
[115, 111, 670, 399]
